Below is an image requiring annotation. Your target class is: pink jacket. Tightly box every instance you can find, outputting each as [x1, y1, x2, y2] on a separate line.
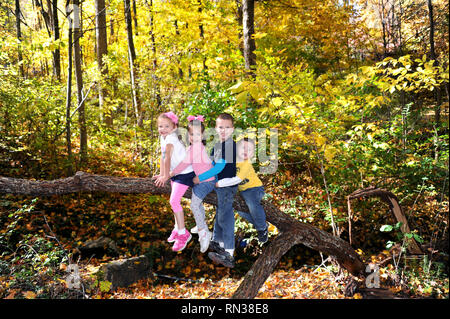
[171, 142, 214, 182]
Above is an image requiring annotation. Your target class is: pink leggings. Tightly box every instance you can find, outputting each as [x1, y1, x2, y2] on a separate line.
[169, 181, 189, 213]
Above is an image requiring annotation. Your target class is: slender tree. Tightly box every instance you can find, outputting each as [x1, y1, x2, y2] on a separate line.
[65, 0, 74, 175]
[427, 0, 442, 131]
[52, 0, 61, 81]
[15, 0, 24, 77]
[242, 0, 256, 78]
[145, 0, 161, 106]
[198, 0, 208, 79]
[132, 0, 138, 35]
[124, 0, 142, 127]
[73, 0, 88, 165]
[234, 0, 244, 56]
[174, 19, 184, 79]
[95, 0, 111, 126]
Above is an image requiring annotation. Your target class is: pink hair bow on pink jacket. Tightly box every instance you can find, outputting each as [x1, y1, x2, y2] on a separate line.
[164, 111, 178, 125]
[187, 115, 205, 122]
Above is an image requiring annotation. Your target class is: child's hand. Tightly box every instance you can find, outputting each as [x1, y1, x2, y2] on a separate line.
[193, 176, 200, 184]
[155, 175, 169, 187]
[215, 182, 219, 187]
[169, 171, 174, 177]
[151, 174, 160, 180]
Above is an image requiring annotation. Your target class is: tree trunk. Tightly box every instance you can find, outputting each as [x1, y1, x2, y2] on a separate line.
[197, 0, 209, 84]
[65, 2, 74, 176]
[146, 0, 157, 70]
[132, 0, 138, 36]
[427, 0, 442, 148]
[347, 187, 423, 255]
[145, 0, 161, 106]
[95, 0, 111, 126]
[124, 0, 136, 62]
[35, 0, 60, 81]
[15, 0, 24, 77]
[0, 171, 366, 298]
[53, 0, 61, 81]
[174, 20, 184, 79]
[234, 0, 244, 56]
[124, 0, 142, 128]
[73, 0, 87, 166]
[242, 0, 256, 78]
[427, 0, 436, 62]
[379, 0, 388, 58]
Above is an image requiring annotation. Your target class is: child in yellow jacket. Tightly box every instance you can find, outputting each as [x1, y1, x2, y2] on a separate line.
[215, 137, 268, 243]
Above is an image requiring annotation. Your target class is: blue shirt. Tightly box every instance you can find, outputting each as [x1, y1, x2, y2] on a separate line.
[198, 138, 237, 182]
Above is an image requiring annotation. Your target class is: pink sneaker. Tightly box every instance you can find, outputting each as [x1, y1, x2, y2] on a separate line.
[167, 229, 178, 243]
[172, 231, 192, 252]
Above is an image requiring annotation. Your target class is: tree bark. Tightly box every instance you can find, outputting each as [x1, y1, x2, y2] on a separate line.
[73, 0, 88, 165]
[65, 1, 74, 176]
[0, 171, 366, 298]
[173, 20, 184, 79]
[234, 0, 244, 56]
[144, 0, 161, 106]
[95, 0, 111, 126]
[124, 0, 142, 128]
[132, 0, 138, 36]
[427, 0, 436, 62]
[242, 0, 256, 78]
[197, 0, 209, 83]
[53, 0, 61, 81]
[427, 0, 442, 150]
[15, 0, 24, 77]
[378, 0, 388, 58]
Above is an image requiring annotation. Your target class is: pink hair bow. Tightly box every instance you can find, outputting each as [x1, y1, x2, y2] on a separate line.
[187, 115, 205, 122]
[164, 111, 178, 125]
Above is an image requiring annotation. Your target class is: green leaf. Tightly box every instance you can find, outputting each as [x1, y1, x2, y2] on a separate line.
[380, 224, 393, 232]
[394, 222, 403, 229]
[99, 280, 112, 292]
[413, 233, 424, 244]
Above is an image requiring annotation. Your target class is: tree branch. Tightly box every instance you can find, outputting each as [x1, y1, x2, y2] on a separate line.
[0, 171, 366, 298]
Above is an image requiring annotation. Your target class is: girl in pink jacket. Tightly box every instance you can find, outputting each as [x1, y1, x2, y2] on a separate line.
[170, 116, 225, 253]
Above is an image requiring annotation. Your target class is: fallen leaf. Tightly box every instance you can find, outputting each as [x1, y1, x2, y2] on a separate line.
[23, 291, 36, 299]
[5, 290, 17, 299]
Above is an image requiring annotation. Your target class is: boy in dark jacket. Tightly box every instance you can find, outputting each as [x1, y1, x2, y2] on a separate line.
[196, 113, 238, 267]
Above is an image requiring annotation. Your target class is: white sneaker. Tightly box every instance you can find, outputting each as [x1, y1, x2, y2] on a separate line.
[198, 229, 212, 253]
[190, 225, 198, 234]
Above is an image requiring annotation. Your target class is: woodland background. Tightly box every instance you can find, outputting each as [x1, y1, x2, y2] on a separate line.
[0, 0, 448, 299]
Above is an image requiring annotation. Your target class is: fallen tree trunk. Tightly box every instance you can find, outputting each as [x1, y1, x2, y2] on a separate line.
[0, 171, 365, 298]
[347, 187, 423, 255]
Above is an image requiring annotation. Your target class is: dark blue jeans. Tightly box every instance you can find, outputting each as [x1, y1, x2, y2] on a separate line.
[212, 185, 238, 250]
[237, 186, 267, 231]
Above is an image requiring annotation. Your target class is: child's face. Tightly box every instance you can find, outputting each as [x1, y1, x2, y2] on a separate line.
[158, 117, 175, 137]
[237, 141, 255, 161]
[188, 126, 203, 144]
[215, 118, 234, 141]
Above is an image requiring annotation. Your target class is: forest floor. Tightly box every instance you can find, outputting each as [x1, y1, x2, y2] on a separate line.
[0, 149, 448, 299]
